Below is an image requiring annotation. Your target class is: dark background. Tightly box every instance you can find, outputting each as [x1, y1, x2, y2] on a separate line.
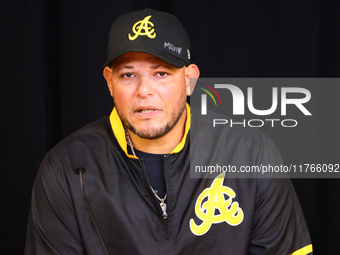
[1, 0, 339, 254]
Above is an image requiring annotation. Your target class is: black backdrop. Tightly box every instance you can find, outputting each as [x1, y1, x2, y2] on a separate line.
[2, 0, 340, 254]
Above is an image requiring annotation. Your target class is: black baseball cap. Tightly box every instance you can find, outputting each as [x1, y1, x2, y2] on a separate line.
[104, 8, 191, 68]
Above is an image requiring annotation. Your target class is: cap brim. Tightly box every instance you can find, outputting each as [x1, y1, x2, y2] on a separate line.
[103, 48, 186, 68]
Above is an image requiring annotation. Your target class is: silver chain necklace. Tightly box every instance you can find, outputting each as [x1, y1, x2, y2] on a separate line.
[124, 128, 168, 219]
[150, 186, 168, 219]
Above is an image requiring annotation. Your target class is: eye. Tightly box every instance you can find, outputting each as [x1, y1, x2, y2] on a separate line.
[156, 72, 168, 77]
[121, 73, 135, 78]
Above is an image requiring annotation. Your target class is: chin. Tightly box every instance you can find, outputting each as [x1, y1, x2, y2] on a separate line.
[133, 125, 172, 140]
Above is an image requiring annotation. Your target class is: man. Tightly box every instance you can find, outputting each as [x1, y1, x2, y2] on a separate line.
[25, 9, 313, 255]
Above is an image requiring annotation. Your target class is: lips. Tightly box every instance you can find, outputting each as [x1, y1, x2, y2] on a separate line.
[138, 109, 156, 113]
[135, 106, 160, 113]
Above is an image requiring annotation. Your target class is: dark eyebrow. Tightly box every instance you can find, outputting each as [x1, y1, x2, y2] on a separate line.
[116, 65, 134, 72]
[115, 64, 174, 71]
[150, 64, 174, 70]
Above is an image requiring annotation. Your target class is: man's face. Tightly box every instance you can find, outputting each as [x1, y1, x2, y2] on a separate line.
[104, 52, 197, 140]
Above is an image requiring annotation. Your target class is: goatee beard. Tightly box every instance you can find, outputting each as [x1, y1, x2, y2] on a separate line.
[120, 104, 186, 140]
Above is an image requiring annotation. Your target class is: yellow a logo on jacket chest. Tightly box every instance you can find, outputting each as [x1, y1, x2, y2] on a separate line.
[190, 172, 244, 236]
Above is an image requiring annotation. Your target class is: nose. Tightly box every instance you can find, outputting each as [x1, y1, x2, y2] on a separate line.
[136, 75, 154, 98]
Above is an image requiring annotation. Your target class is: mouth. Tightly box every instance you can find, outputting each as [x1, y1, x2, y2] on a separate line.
[134, 106, 161, 117]
[135, 106, 160, 113]
[137, 109, 156, 113]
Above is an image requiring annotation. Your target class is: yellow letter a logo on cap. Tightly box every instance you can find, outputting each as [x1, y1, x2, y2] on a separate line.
[128, 15, 156, 41]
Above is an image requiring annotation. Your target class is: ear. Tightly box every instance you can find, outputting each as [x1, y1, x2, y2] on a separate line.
[184, 64, 200, 96]
[103, 66, 114, 97]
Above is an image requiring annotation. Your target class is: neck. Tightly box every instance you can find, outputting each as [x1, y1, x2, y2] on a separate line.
[127, 110, 187, 154]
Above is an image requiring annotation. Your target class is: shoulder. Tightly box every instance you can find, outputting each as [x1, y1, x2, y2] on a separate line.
[190, 108, 277, 154]
[35, 117, 115, 181]
[46, 117, 113, 162]
[190, 108, 284, 179]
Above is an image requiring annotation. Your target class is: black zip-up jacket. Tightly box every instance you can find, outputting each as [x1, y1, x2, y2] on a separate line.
[25, 105, 312, 254]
